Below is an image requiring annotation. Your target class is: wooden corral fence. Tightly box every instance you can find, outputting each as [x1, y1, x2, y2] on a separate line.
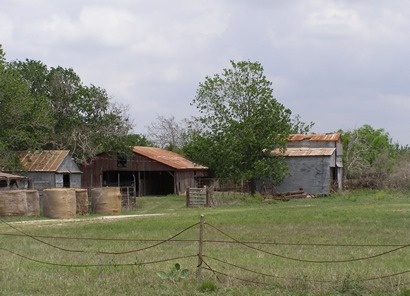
[196, 178, 250, 192]
[120, 186, 136, 209]
[84, 187, 136, 210]
[186, 187, 211, 207]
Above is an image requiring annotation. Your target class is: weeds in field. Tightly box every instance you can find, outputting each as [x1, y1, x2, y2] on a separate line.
[399, 289, 410, 296]
[198, 280, 217, 293]
[338, 274, 365, 296]
[156, 263, 189, 283]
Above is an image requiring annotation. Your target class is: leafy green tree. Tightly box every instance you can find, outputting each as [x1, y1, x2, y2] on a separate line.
[186, 60, 293, 194]
[339, 124, 396, 180]
[8, 59, 132, 162]
[387, 146, 410, 191]
[0, 48, 53, 169]
[124, 133, 153, 147]
[291, 114, 315, 134]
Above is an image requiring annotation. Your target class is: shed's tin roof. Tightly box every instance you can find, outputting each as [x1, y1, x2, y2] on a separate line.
[18, 150, 70, 172]
[271, 147, 336, 157]
[132, 147, 208, 170]
[0, 172, 28, 180]
[289, 133, 341, 142]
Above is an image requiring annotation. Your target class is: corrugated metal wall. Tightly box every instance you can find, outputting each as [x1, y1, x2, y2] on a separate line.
[282, 137, 343, 192]
[276, 155, 333, 195]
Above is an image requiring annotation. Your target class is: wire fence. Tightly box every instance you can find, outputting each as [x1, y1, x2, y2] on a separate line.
[0, 215, 409, 286]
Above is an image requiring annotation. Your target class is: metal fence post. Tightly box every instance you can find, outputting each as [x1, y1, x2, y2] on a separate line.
[197, 214, 204, 279]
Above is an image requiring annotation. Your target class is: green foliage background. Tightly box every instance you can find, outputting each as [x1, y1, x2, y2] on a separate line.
[185, 60, 294, 193]
[0, 46, 132, 166]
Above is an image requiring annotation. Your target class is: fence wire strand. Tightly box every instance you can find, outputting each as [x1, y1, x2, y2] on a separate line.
[1, 232, 408, 247]
[202, 255, 410, 285]
[0, 233, 200, 243]
[0, 218, 199, 255]
[1, 219, 408, 248]
[202, 255, 410, 283]
[202, 267, 270, 286]
[205, 223, 409, 264]
[202, 254, 332, 283]
[1, 216, 409, 286]
[0, 246, 196, 268]
[199, 256, 224, 283]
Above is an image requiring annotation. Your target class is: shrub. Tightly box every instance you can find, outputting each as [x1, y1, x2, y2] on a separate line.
[156, 263, 189, 284]
[198, 280, 217, 293]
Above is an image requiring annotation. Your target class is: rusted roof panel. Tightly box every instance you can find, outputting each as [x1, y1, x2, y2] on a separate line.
[0, 172, 28, 180]
[271, 147, 336, 157]
[18, 150, 70, 172]
[289, 133, 341, 142]
[132, 147, 208, 170]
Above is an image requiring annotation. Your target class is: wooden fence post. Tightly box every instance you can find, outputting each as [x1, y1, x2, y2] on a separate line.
[205, 186, 209, 207]
[186, 187, 190, 208]
[197, 214, 204, 279]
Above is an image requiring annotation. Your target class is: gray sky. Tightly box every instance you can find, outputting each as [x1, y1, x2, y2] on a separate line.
[1, 0, 409, 146]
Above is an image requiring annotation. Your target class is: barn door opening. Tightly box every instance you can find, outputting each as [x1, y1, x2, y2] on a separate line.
[140, 171, 174, 196]
[102, 170, 174, 196]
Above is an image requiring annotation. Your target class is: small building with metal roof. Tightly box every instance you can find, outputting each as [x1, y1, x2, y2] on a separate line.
[80, 146, 208, 196]
[272, 133, 343, 195]
[0, 172, 30, 190]
[8, 150, 82, 190]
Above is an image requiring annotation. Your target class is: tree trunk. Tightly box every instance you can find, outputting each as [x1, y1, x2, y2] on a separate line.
[249, 178, 256, 195]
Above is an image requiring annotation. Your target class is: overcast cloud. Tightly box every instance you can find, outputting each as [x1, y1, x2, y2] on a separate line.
[1, 0, 409, 145]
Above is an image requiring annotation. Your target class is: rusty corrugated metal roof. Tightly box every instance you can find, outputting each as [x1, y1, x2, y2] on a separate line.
[132, 147, 208, 170]
[271, 147, 336, 157]
[18, 150, 70, 172]
[288, 133, 341, 142]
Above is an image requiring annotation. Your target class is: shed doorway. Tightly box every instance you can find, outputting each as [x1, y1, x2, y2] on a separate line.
[63, 174, 70, 188]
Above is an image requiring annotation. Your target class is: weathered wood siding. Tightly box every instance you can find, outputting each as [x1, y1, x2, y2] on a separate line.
[80, 153, 208, 195]
[80, 153, 178, 188]
[25, 172, 81, 189]
[175, 170, 207, 195]
[70, 174, 82, 188]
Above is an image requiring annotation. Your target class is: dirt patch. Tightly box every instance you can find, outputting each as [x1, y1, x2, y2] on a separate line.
[9, 213, 166, 225]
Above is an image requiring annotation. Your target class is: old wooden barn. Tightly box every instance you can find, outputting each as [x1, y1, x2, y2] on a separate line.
[80, 146, 208, 196]
[10, 150, 82, 190]
[272, 133, 343, 195]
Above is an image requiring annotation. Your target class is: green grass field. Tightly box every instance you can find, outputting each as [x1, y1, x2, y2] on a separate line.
[0, 190, 409, 295]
